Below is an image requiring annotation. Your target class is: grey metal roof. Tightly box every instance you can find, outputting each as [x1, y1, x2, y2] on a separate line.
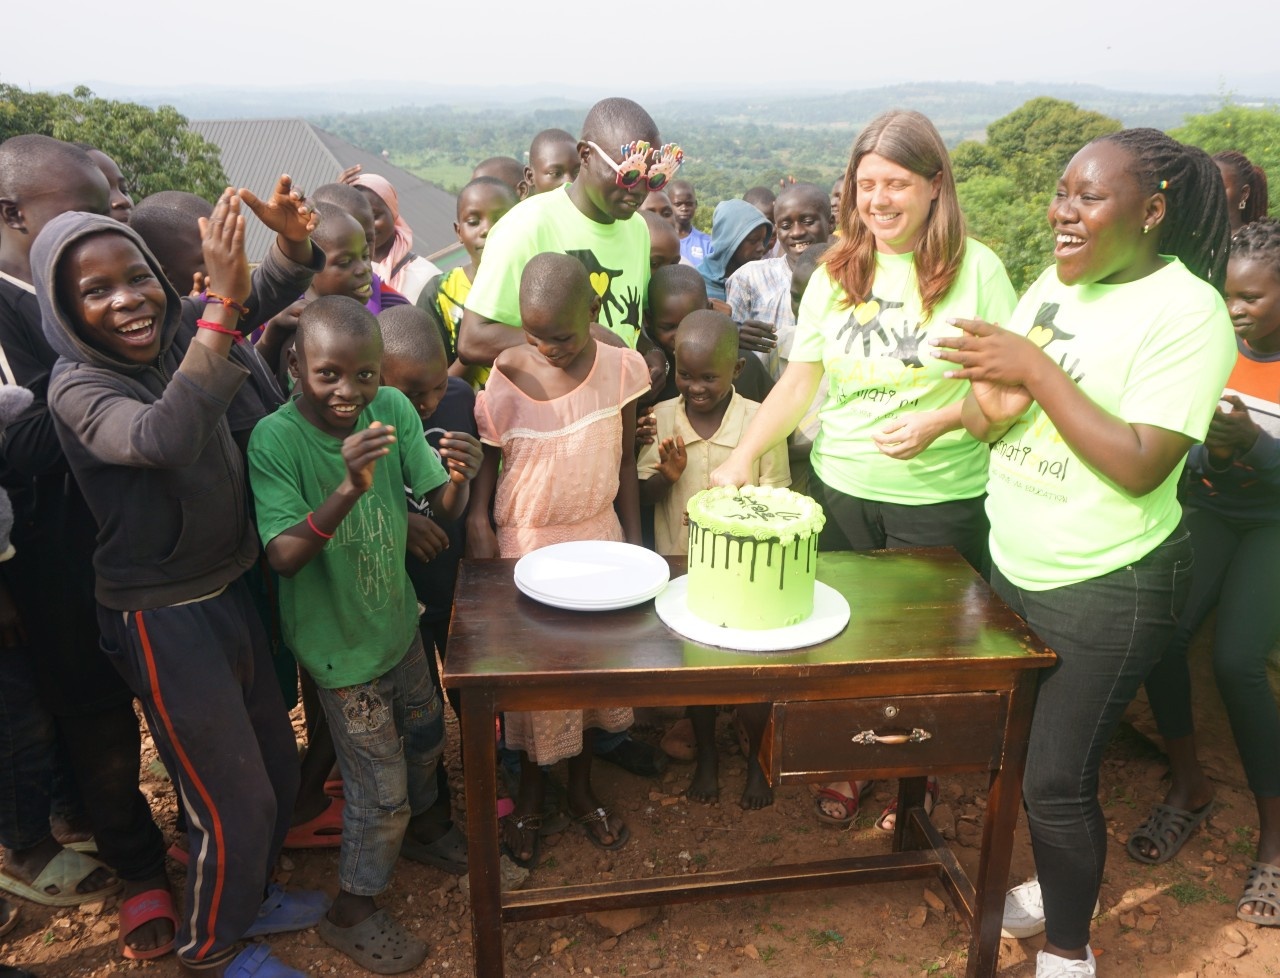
[190, 118, 458, 265]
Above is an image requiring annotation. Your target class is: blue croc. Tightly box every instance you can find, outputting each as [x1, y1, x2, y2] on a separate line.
[242, 884, 330, 938]
[223, 943, 307, 978]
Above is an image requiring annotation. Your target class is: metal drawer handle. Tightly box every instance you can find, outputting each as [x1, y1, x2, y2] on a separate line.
[851, 727, 933, 745]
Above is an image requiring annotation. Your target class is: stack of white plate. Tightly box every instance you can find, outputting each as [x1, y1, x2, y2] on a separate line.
[513, 541, 670, 611]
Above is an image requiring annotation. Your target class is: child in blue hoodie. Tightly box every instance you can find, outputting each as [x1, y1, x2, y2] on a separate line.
[34, 194, 326, 978]
[698, 198, 771, 303]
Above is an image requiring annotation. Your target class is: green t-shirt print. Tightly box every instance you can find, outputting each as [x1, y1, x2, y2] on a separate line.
[464, 185, 651, 348]
[986, 258, 1235, 591]
[247, 387, 448, 688]
[789, 239, 1017, 505]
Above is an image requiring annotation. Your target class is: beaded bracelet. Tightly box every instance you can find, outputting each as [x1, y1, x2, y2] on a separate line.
[205, 291, 250, 317]
[195, 319, 244, 343]
[306, 512, 334, 540]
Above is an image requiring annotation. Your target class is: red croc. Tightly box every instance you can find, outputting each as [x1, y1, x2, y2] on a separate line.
[283, 796, 344, 849]
[118, 887, 178, 960]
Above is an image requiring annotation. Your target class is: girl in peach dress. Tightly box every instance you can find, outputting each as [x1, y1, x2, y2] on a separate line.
[467, 253, 649, 867]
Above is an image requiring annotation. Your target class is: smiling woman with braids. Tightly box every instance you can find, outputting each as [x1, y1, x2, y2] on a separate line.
[932, 128, 1236, 977]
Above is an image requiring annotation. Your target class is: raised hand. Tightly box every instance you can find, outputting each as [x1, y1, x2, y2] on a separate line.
[338, 165, 363, 186]
[198, 189, 251, 307]
[437, 432, 483, 484]
[190, 270, 209, 297]
[656, 435, 687, 483]
[238, 174, 318, 244]
[931, 318, 1035, 425]
[341, 420, 395, 494]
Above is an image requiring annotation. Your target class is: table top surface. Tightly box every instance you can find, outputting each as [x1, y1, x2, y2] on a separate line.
[443, 548, 1055, 688]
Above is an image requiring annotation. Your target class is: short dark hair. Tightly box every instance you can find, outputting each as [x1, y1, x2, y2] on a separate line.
[311, 182, 375, 221]
[743, 186, 776, 208]
[297, 295, 381, 355]
[530, 128, 576, 158]
[520, 252, 593, 317]
[311, 202, 364, 250]
[471, 156, 524, 191]
[0, 134, 100, 199]
[457, 176, 517, 214]
[377, 304, 445, 367]
[776, 182, 831, 215]
[131, 191, 213, 276]
[580, 98, 659, 147]
[792, 240, 833, 281]
[649, 263, 707, 307]
[675, 309, 739, 367]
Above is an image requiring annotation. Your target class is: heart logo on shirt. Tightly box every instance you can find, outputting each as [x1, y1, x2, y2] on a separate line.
[590, 272, 610, 298]
[854, 300, 881, 325]
[1027, 324, 1054, 348]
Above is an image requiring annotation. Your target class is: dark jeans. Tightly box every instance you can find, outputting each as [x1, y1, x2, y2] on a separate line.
[993, 526, 1192, 950]
[812, 476, 989, 576]
[1144, 507, 1280, 798]
[0, 651, 56, 851]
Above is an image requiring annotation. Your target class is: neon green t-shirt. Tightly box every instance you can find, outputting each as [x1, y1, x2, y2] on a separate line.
[464, 184, 651, 348]
[987, 258, 1235, 590]
[790, 239, 1017, 504]
[248, 387, 449, 688]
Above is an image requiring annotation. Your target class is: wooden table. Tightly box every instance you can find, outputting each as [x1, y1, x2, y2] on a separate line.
[444, 549, 1056, 978]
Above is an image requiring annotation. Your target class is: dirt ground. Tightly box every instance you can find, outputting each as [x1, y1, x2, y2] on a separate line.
[4, 615, 1279, 978]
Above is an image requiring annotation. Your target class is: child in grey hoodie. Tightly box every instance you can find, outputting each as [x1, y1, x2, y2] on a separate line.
[33, 193, 324, 978]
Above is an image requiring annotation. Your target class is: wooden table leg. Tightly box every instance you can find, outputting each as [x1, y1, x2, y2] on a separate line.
[966, 674, 1038, 978]
[461, 689, 505, 978]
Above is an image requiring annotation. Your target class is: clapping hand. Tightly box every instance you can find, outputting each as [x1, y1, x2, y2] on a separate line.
[198, 190, 250, 307]
[438, 432, 483, 484]
[239, 174, 318, 245]
[656, 436, 688, 483]
[1205, 395, 1260, 460]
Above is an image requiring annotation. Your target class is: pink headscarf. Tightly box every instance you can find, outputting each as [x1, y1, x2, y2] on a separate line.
[352, 173, 416, 294]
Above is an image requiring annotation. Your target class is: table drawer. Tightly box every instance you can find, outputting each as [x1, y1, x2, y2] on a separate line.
[761, 692, 1008, 784]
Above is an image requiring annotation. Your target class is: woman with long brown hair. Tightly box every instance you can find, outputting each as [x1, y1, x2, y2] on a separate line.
[712, 109, 1016, 827]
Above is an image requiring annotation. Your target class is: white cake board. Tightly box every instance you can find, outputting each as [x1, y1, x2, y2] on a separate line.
[654, 577, 851, 652]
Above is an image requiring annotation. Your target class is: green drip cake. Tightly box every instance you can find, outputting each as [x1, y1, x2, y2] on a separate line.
[685, 486, 826, 630]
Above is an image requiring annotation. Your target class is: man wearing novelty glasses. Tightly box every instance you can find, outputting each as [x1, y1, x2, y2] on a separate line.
[459, 97, 683, 361]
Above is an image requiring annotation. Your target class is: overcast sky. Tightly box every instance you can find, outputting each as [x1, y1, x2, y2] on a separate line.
[5, 0, 1279, 98]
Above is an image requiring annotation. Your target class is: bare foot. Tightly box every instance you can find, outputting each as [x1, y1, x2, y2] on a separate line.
[686, 754, 720, 804]
[740, 758, 773, 810]
[1, 838, 116, 899]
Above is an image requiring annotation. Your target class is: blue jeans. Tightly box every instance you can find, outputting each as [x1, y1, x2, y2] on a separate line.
[993, 525, 1192, 950]
[316, 632, 444, 896]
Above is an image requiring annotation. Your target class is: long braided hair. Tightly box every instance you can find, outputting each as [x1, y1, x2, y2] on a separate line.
[1096, 128, 1232, 293]
[1213, 150, 1270, 226]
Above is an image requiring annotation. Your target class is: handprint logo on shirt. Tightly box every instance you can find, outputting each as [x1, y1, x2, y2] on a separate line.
[565, 250, 636, 332]
[837, 294, 905, 355]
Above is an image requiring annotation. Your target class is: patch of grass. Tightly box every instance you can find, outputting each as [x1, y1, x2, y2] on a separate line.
[692, 852, 708, 867]
[808, 927, 845, 949]
[759, 832, 781, 843]
[541, 856, 558, 869]
[760, 945, 779, 963]
[1229, 826, 1255, 856]
[1168, 880, 1209, 905]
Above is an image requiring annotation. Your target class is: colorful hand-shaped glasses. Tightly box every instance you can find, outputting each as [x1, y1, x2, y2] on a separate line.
[586, 140, 685, 192]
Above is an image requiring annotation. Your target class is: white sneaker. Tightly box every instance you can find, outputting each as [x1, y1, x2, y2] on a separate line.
[1002, 877, 1101, 939]
[1036, 946, 1097, 977]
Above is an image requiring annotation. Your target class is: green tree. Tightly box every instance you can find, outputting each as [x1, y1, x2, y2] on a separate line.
[956, 98, 1122, 291]
[0, 85, 227, 200]
[1171, 102, 1280, 217]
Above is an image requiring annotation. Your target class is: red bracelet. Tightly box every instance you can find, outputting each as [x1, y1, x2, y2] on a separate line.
[205, 291, 250, 316]
[306, 512, 334, 540]
[195, 319, 244, 343]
